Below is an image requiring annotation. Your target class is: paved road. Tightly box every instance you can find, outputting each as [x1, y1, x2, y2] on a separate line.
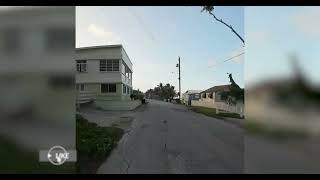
[98, 100, 243, 174]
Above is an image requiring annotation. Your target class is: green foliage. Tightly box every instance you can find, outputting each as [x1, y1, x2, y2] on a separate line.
[76, 114, 124, 173]
[201, 6, 214, 13]
[131, 89, 144, 100]
[146, 82, 176, 100]
[222, 73, 244, 104]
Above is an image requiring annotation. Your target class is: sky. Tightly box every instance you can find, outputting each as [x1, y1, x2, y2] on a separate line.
[76, 6, 244, 93]
[245, 6, 320, 87]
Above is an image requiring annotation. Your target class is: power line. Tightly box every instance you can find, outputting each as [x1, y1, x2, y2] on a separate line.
[223, 52, 244, 62]
[208, 51, 244, 68]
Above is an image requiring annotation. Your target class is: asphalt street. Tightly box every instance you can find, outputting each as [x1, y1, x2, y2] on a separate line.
[97, 99, 243, 174]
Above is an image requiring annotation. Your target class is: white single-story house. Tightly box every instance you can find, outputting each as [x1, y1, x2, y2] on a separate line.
[76, 45, 140, 110]
[192, 84, 244, 116]
[182, 90, 202, 105]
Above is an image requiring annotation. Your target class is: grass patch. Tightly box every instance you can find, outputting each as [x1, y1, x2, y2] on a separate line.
[245, 120, 309, 140]
[191, 106, 242, 119]
[0, 136, 75, 174]
[76, 114, 124, 174]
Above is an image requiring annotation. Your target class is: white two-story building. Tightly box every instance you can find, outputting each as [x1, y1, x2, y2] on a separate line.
[76, 45, 140, 110]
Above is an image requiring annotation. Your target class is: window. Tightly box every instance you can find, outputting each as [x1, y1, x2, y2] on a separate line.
[107, 60, 113, 71]
[109, 84, 116, 93]
[125, 66, 130, 79]
[123, 84, 126, 94]
[100, 59, 119, 72]
[113, 60, 119, 71]
[122, 63, 131, 80]
[122, 62, 125, 74]
[100, 60, 106, 72]
[76, 60, 87, 73]
[101, 84, 116, 93]
[76, 84, 84, 91]
[101, 84, 108, 93]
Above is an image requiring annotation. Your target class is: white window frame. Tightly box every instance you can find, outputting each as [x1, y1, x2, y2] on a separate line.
[101, 83, 117, 94]
[80, 84, 85, 91]
[100, 59, 119, 72]
[77, 84, 85, 91]
[76, 60, 87, 73]
[123, 84, 127, 94]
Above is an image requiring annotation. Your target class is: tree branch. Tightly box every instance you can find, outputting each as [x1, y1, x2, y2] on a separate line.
[203, 7, 245, 44]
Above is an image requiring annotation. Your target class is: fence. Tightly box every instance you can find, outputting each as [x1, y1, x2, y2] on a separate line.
[191, 99, 244, 117]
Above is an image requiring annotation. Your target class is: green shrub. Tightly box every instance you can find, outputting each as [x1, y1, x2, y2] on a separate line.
[76, 114, 124, 173]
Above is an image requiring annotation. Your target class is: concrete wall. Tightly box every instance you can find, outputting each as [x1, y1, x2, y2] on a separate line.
[191, 98, 244, 116]
[76, 59, 122, 84]
[121, 48, 133, 72]
[76, 46, 122, 62]
[77, 83, 131, 101]
[75, 46, 133, 87]
[94, 99, 141, 111]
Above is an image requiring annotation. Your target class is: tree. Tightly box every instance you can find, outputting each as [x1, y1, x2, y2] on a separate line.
[147, 82, 176, 100]
[201, 6, 245, 44]
[132, 89, 144, 100]
[221, 73, 244, 104]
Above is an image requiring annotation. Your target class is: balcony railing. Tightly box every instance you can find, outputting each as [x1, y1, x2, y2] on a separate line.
[76, 91, 96, 104]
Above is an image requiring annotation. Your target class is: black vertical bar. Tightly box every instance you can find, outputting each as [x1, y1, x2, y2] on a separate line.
[179, 56, 181, 101]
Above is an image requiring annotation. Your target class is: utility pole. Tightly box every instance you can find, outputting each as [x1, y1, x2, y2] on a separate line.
[176, 56, 181, 101]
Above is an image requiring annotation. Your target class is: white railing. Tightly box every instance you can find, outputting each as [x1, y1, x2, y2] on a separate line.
[191, 99, 244, 117]
[76, 91, 96, 104]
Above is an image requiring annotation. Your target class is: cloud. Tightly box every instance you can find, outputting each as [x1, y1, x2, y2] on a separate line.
[292, 7, 320, 36]
[87, 24, 120, 43]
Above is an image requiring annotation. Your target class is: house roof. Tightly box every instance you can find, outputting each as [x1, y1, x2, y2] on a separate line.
[184, 90, 202, 94]
[76, 44, 133, 66]
[76, 44, 123, 51]
[201, 84, 231, 93]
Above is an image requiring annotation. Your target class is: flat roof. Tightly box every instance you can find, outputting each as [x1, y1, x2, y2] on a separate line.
[76, 44, 122, 51]
[76, 44, 132, 65]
